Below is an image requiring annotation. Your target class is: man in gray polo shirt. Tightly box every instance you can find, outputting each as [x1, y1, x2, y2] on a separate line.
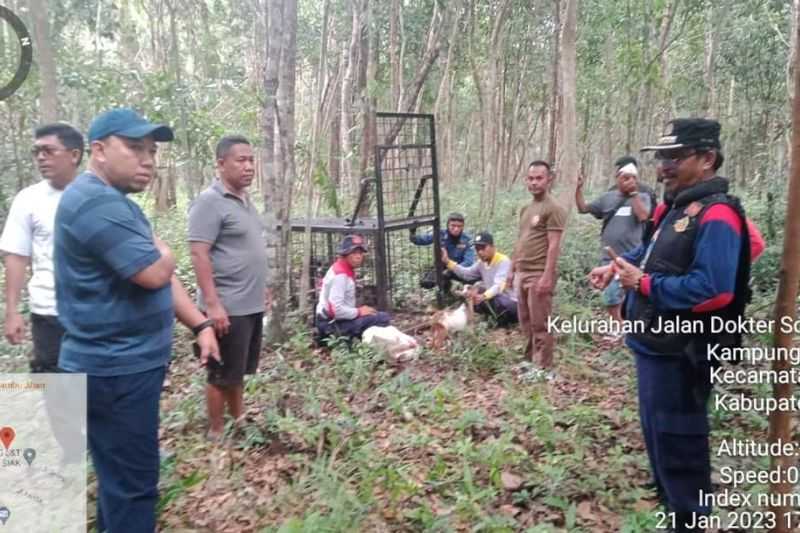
[188, 135, 268, 440]
[575, 156, 652, 326]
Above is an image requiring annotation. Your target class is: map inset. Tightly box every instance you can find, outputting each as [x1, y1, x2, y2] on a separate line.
[0, 374, 86, 532]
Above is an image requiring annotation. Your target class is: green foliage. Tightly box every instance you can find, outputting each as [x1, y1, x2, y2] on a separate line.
[311, 160, 341, 216]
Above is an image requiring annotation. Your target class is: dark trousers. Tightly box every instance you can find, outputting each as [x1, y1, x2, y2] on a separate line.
[31, 313, 64, 373]
[420, 268, 470, 291]
[635, 352, 712, 532]
[475, 294, 518, 326]
[316, 312, 392, 341]
[88, 366, 165, 533]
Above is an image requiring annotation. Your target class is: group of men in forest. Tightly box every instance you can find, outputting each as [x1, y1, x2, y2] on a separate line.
[273, 118, 767, 533]
[0, 109, 760, 532]
[0, 109, 267, 531]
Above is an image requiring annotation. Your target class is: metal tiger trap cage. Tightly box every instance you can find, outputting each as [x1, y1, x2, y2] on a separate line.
[286, 112, 446, 312]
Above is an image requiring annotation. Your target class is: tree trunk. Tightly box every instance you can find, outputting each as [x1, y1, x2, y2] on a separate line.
[547, 0, 561, 165]
[272, 0, 297, 342]
[389, 0, 401, 109]
[341, 0, 364, 192]
[768, 24, 800, 533]
[434, 3, 462, 185]
[556, 0, 578, 212]
[29, 0, 58, 121]
[329, 53, 342, 186]
[359, 0, 376, 182]
[299, 0, 331, 314]
[787, 0, 799, 165]
[262, 0, 285, 341]
[470, 0, 511, 215]
[702, 2, 719, 116]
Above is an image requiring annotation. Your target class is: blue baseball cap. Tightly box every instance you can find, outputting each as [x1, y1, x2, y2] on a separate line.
[88, 107, 174, 143]
[337, 234, 368, 255]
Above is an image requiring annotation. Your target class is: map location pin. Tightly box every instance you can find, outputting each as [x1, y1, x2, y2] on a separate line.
[0, 506, 9, 525]
[23, 448, 35, 466]
[0, 427, 14, 450]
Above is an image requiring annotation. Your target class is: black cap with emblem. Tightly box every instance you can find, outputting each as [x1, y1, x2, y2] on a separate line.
[473, 231, 494, 247]
[641, 118, 722, 152]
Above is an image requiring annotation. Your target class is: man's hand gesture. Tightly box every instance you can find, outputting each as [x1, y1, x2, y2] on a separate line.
[588, 264, 615, 290]
[4, 312, 25, 344]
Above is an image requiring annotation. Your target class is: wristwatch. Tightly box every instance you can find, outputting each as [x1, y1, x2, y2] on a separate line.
[192, 319, 214, 336]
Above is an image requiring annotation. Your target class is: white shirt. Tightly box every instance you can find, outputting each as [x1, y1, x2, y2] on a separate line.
[0, 180, 64, 316]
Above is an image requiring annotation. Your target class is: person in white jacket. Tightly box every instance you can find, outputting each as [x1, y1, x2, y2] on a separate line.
[315, 234, 391, 341]
[442, 231, 518, 326]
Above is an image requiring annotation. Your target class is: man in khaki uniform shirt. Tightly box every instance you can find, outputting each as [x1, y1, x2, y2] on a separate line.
[508, 160, 567, 370]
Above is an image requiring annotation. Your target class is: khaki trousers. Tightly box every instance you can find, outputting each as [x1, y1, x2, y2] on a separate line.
[517, 273, 555, 368]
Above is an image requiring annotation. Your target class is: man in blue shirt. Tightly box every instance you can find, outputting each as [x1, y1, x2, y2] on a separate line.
[54, 108, 219, 533]
[411, 212, 475, 290]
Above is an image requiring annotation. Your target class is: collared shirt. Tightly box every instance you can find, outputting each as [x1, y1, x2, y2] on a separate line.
[54, 172, 174, 376]
[515, 194, 567, 273]
[447, 251, 516, 301]
[188, 179, 268, 316]
[0, 180, 64, 315]
[587, 190, 652, 262]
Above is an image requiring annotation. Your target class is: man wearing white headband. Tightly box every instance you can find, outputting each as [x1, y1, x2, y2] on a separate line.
[575, 156, 653, 327]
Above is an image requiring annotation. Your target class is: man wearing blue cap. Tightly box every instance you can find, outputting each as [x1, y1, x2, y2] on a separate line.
[54, 108, 220, 533]
[315, 234, 391, 341]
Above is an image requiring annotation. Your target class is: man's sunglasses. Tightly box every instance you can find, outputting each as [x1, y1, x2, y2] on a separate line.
[651, 149, 703, 167]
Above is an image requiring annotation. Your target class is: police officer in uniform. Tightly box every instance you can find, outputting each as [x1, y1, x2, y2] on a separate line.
[590, 119, 754, 532]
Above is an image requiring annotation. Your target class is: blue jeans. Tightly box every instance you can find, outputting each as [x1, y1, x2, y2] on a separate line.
[88, 366, 165, 533]
[601, 277, 624, 306]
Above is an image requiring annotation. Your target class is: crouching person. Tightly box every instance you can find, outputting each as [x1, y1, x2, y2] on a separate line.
[315, 235, 391, 342]
[441, 231, 518, 326]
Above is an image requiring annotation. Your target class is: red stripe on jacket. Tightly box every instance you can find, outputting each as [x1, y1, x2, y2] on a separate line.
[699, 204, 742, 235]
[332, 258, 355, 278]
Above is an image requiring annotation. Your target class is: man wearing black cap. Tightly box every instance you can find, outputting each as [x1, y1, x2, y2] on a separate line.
[441, 231, 518, 326]
[316, 234, 391, 341]
[54, 108, 219, 533]
[589, 118, 755, 532]
[411, 212, 476, 290]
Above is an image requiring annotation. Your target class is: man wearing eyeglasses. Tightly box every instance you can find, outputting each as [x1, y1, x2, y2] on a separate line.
[0, 123, 83, 373]
[589, 119, 762, 532]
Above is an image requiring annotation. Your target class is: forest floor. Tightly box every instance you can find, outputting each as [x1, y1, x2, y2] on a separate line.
[0, 305, 772, 532]
[152, 312, 662, 533]
[151, 311, 768, 532]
